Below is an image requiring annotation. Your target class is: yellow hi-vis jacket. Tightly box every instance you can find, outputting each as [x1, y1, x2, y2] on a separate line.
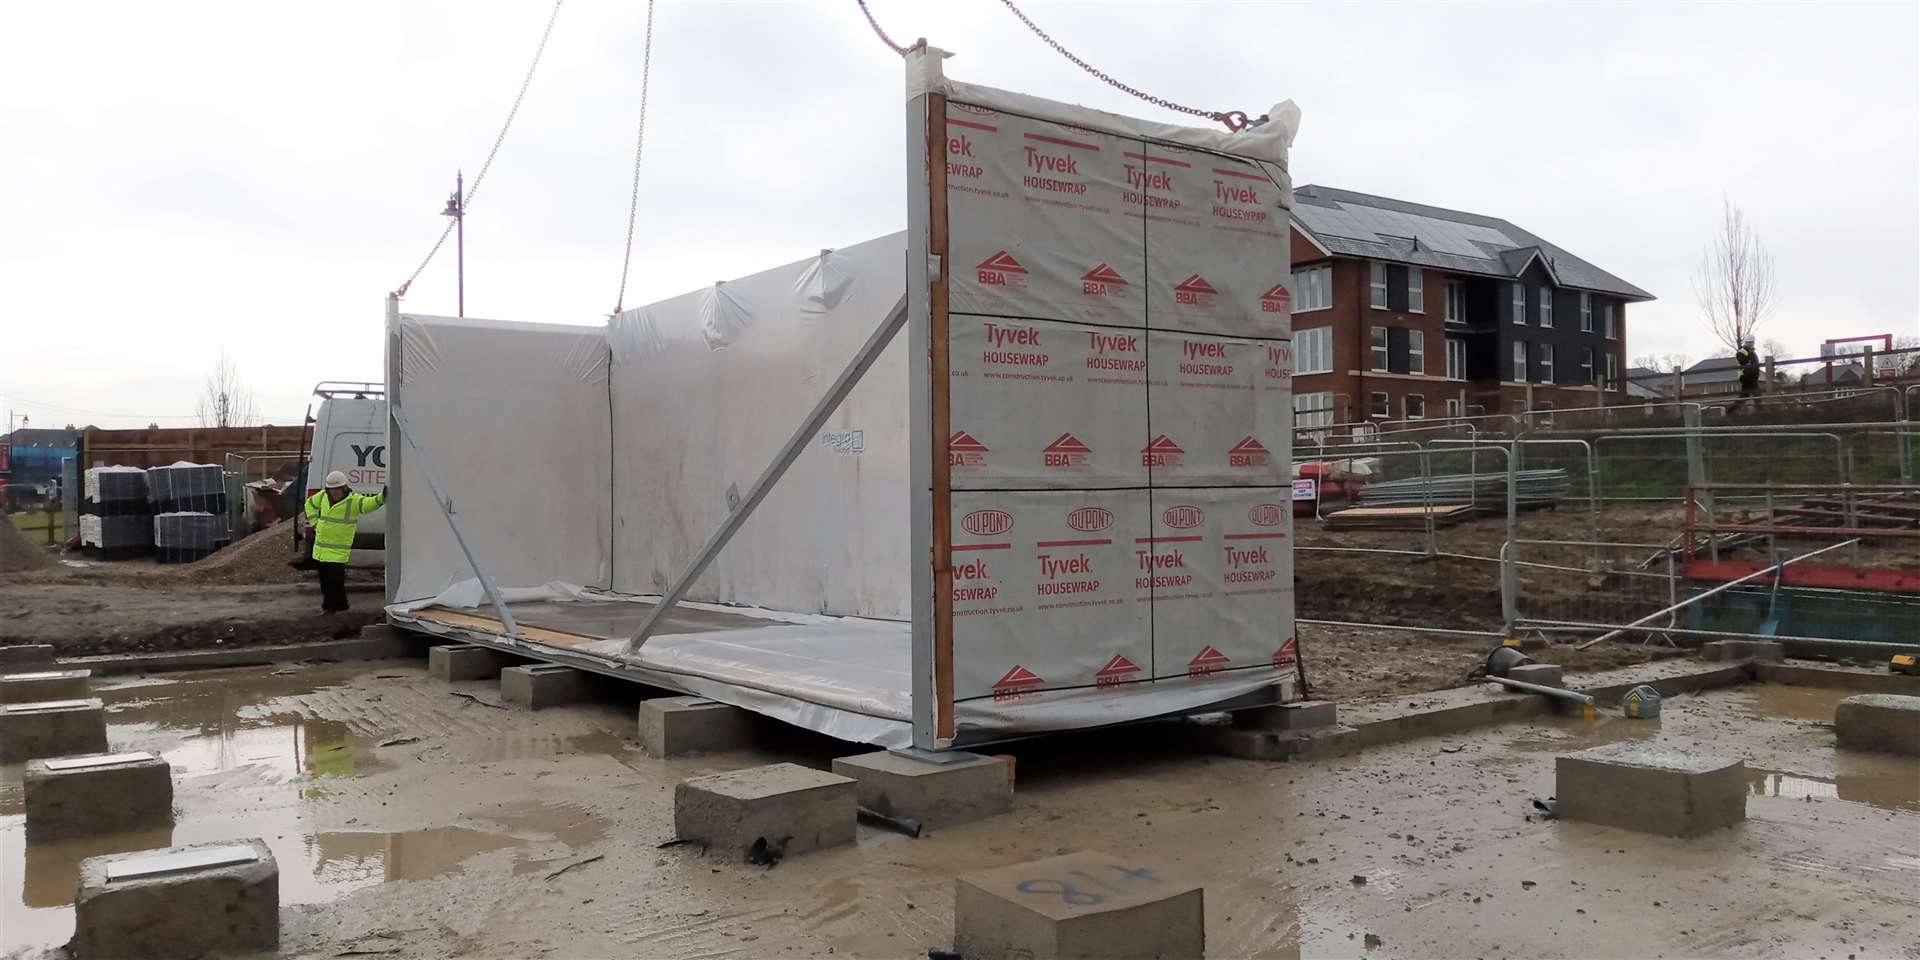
[305, 489, 385, 564]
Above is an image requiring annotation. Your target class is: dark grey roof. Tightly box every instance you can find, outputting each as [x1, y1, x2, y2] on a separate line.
[1683, 355, 1742, 384]
[1292, 185, 1654, 301]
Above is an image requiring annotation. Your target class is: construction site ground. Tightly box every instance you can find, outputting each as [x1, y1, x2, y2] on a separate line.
[4, 658, 1915, 959]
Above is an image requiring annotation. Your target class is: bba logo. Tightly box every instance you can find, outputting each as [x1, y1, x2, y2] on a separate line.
[1174, 273, 1217, 306]
[1081, 263, 1128, 298]
[1272, 636, 1300, 669]
[1095, 654, 1140, 688]
[1187, 645, 1230, 678]
[1043, 433, 1091, 470]
[1229, 437, 1272, 468]
[1260, 282, 1293, 314]
[1141, 434, 1183, 468]
[1161, 504, 1204, 529]
[977, 251, 1027, 288]
[1066, 506, 1114, 532]
[949, 431, 987, 468]
[961, 509, 1013, 537]
[993, 664, 1044, 702]
[1247, 502, 1286, 527]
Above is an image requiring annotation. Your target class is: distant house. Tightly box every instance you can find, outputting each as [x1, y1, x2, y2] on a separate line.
[1677, 355, 1745, 397]
[1623, 366, 1667, 399]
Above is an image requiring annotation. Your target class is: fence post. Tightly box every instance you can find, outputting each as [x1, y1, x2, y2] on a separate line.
[1683, 405, 1710, 517]
[1503, 440, 1519, 635]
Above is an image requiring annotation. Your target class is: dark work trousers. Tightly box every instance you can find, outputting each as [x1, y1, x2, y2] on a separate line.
[316, 560, 350, 612]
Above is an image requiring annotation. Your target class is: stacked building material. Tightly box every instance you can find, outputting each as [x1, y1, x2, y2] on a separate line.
[80, 466, 151, 558]
[153, 511, 233, 563]
[1355, 469, 1569, 513]
[1324, 504, 1476, 531]
[146, 462, 232, 562]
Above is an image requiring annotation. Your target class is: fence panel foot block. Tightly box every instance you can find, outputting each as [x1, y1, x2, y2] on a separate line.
[428, 643, 515, 682]
[501, 664, 592, 710]
[74, 839, 278, 960]
[0, 644, 57, 668]
[673, 762, 855, 862]
[831, 751, 1012, 829]
[25, 751, 173, 840]
[639, 696, 756, 757]
[0, 668, 93, 704]
[1556, 742, 1746, 837]
[954, 850, 1204, 960]
[1835, 694, 1920, 756]
[0, 698, 109, 764]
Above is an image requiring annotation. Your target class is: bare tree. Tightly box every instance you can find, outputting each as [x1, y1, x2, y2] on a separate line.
[1760, 338, 1792, 362]
[196, 350, 258, 428]
[1693, 197, 1776, 351]
[1631, 351, 1693, 372]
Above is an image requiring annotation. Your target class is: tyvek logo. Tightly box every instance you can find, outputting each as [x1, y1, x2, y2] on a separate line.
[1043, 433, 1091, 469]
[1229, 437, 1272, 468]
[993, 664, 1044, 701]
[1247, 503, 1286, 526]
[1161, 504, 1204, 529]
[1066, 506, 1114, 533]
[1142, 434, 1184, 468]
[977, 251, 1027, 288]
[1260, 282, 1293, 314]
[1173, 274, 1217, 306]
[962, 509, 1013, 536]
[1095, 654, 1140, 688]
[1272, 636, 1299, 669]
[950, 431, 988, 468]
[1081, 263, 1128, 298]
[1187, 645, 1230, 677]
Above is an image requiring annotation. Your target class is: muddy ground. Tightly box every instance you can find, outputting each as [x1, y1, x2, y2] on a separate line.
[3, 660, 1915, 959]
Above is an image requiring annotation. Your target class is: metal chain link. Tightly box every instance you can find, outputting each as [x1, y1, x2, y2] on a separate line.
[394, 0, 569, 297]
[612, 0, 658, 315]
[995, 0, 1249, 131]
[854, 0, 909, 56]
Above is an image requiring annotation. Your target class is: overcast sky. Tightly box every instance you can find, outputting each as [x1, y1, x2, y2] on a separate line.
[2, 1, 1914, 430]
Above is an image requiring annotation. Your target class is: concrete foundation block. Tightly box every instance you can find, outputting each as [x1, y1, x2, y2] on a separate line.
[1196, 723, 1359, 762]
[639, 696, 756, 757]
[0, 644, 57, 667]
[1835, 694, 1920, 756]
[74, 838, 278, 959]
[1235, 699, 1338, 731]
[1507, 663, 1565, 687]
[500, 663, 592, 710]
[25, 751, 173, 840]
[673, 762, 856, 862]
[0, 668, 92, 704]
[0, 698, 109, 764]
[428, 643, 515, 682]
[954, 849, 1204, 960]
[831, 751, 1012, 829]
[1699, 640, 1785, 663]
[1556, 742, 1746, 837]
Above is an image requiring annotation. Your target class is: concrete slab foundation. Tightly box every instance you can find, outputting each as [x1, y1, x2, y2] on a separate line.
[73, 838, 278, 960]
[1556, 742, 1747, 837]
[1234, 699, 1338, 731]
[1834, 694, 1920, 756]
[638, 696, 756, 757]
[1196, 721, 1359, 762]
[953, 849, 1204, 960]
[831, 751, 1012, 829]
[24, 751, 173, 840]
[0, 644, 57, 667]
[1700, 640, 1785, 663]
[428, 643, 515, 682]
[0, 698, 109, 764]
[501, 664, 592, 710]
[1507, 663, 1565, 687]
[673, 762, 856, 862]
[0, 668, 92, 704]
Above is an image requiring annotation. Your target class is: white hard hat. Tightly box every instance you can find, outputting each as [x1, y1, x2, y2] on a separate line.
[323, 471, 349, 488]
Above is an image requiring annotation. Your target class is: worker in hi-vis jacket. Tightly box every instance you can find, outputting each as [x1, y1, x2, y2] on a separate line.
[304, 471, 386, 613]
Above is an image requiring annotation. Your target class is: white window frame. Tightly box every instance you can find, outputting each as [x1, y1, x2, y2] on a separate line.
[1603, 303, 1616, 340]
[1539, 342, 1555, 383]
[1295, 326, 1333, 375]
[1407, 329, 1426, 375]
[1369, 391, 1391, 418]
[1539, 287, 1553, 328]
[1446, 397, 1464, 418]
[1582, 346, 1595, 382]
[1512, 283, 1526, 325]
[1513, 340, 1528, 381]
[1291, 265, 1332, 313]
[1446, 337, 1467, 380]
[1370, 262, 1389, 310]
[1606, 353, 1620, 389]
[1293, 391, 1335, 431]
[1580, 292, 1593, 332]
[1445, 281, 1467, 325]
[1404, 393, 1426, 420]
[1407, 268, 1424, 313]
[1370, 326, 1389, 371]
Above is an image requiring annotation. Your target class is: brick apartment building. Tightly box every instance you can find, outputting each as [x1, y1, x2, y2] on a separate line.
[1287, 186, 1654, 430]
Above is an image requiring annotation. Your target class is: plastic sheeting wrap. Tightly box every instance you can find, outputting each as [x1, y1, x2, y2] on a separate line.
[391, 315, 613, 604]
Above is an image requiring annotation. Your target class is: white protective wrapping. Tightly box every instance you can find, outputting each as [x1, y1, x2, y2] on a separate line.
[391, 315, 612, 603]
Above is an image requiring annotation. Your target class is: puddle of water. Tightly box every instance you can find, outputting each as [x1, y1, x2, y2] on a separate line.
[1502, 711, 1665, 752]
[1727, 685, 1855, 723]
[1747, 767, 1920, 813]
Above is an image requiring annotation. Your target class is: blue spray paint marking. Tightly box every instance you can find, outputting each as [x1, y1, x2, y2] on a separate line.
[1015, 865, 1158, 906]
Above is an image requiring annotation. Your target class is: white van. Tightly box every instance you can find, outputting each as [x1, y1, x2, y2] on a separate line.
[301, 381, 388, 549]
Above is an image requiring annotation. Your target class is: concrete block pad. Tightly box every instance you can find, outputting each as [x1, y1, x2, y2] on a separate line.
[25, 751, 173, 840]
[0, 668, 92, 704]
[954, 850, 1203, 960]
[74, 838, 278, 959]
[0, 644, 57, 667]
[673, 762, 856, 862]
[1507, 663, 1565, 687]
[1699, 640, 1785, 663]
[1196, 723, 1359, 762]
[1235, 699, 1338, 731]
[1556, 742, 1746, 837]
[639, 696, 757, 757]
[428, 643, 515, 682]
[831, 751, 1012, 829]
[501, 663, 593, 710]
[1835, 694, 1920, 756]
[0, 698, 109, 764]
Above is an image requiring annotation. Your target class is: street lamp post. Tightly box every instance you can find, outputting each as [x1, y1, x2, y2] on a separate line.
[441, 171, 465, 318]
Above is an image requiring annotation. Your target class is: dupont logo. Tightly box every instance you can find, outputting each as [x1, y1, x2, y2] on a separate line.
[1272, 636, 1299, 669]
[1161, 504, 1204, 529]
[1173, 274, 1218, 306]
[1066, 506, 1114, 533]
[1260, 282, 1293, 314]
[962, 509, 1013, 536]
[1247, 502, 1286, 526]
[1081, 263, 1129, 298]
[949, 431, 988, 468]
[1142, 434, 1184, 468]
[1043, 433, 1092, 469]
[993, 664, 1045, 701]
[952, 102, 997, 117]
[1095, 654, 1141, 688]
[977, 251, 1028, 288]
[1187, 645, 1230, 678]
[1229, 437, 1272, 468]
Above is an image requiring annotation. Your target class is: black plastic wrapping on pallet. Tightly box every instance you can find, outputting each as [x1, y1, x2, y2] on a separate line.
[79, 514, 152, 551]
[153, 510, 232, 548]
[146, 461, 225, 500]
[83, 466, 148, 503]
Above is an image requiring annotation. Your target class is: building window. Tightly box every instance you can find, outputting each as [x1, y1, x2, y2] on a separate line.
[1582, 347, 1595, 382]
[1405, 393, 1426, 419]
[1407, 330, 1426, 375]
[1539, 287, 1553, 328]
[1603, 303, 1616, 340]
[1512, 283, 1526, 325]
[1294, 391, 1334, 431]
[1446, 397, 1464, 418]
[1407, 269, 1424, 313]
[1370, 263, 1389, 309]
[1513, 340, 1527, 381]
[1370, 326, 1389, 371]
[1292, 265, 1332, 312]
[1580, 292, 1593, 332]
[1445, 281, 1467, 325]
[1606, 353, 1619, 389]
[1539, 343, 1554, 382]
[1369, 392, 1390, 418]
[1295, 326, 1333, 375]
[1446, 337, 1467, 380]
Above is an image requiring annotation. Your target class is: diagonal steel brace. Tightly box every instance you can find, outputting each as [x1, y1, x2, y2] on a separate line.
[388, 394, 522, 638]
